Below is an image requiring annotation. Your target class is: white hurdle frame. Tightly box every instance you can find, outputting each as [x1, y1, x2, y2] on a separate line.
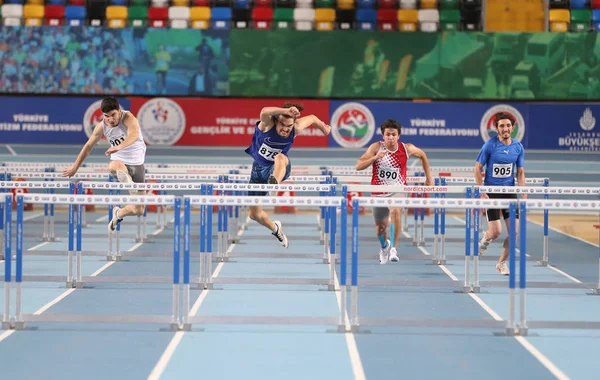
[347, 196, 600, 335]
[6, 193, 180, 331]
[185, 195, 343, 294]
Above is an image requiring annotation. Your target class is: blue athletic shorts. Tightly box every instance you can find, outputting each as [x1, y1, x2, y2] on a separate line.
[248, 160, 291, 196]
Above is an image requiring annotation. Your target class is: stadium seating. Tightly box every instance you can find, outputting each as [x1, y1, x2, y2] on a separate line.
[486, 0, 545, 32]
[0, 0, 484, 31]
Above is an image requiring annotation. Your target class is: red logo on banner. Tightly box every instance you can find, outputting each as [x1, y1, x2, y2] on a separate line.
[129, 98, 330, 147]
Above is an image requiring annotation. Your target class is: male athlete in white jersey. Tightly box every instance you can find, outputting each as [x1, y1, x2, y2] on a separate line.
[475, 112, 526, 276]
[62, 97, 147, 232]
[356, 119, 433, 264]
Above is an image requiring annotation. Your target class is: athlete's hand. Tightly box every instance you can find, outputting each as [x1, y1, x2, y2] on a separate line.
[322, 124, 331, 135]
[479, 193, 489, 200]
[425, 177, 434, 186]
[286, 107, 301, 118]
[62, 166, 78, 178]
[372, 151, 386, 163]
[105, 146, 119, 156]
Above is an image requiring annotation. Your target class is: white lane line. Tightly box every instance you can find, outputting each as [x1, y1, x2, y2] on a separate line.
[148, 219, 246, 380]
[454, 216, 583, 283]
[24, 212, 44, 221]
[410, 224, 569, 379]
[326, 214, 366, 380]
[5, 145, 17, 156]
[0, 224, 161, 344]
[528, 218, 599, 248]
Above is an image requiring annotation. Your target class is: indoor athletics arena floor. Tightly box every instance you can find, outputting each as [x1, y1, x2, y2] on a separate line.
[0, 144, 599, 380]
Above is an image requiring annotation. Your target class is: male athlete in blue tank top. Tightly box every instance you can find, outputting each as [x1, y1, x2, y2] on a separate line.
[244, 103, 331, 249]
[474, 112, 527, 276]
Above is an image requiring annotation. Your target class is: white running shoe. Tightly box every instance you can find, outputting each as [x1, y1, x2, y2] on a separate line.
[496, 261, 509, 276]
[117, 169, 133, 184]
[272, 220, 289, 248]
[389, 247, 399, 262]
[479, 235, 491, 255]
[379, 240, 391, 265]
[108, 206, 123, 232]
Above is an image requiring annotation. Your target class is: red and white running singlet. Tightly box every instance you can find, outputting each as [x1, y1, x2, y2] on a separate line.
[371, 141, 408, 196]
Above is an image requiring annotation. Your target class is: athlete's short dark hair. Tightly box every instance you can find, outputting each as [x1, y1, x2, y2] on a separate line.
[380, 119, 402, 135]
[494, 112, 515, 127]
[101, 97, 120, 113]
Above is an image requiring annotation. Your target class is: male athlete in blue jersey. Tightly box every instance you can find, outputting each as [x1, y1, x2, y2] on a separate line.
[244, 103, 331, 248]
[474, 112, 526, 276]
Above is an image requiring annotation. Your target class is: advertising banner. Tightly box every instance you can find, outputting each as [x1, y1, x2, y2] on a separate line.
[328, 100, 529, 150]
[0, 96, 130, 144]
[129, 97, 330, 147]
[527, 104, 600, 152]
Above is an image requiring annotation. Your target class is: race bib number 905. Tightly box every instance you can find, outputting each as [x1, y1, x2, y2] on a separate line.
[492, 163, 512, 178]
[378, 168, 399, 181]
[258, 143, 281, 161]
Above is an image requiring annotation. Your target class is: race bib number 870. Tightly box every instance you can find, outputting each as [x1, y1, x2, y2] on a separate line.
[258, 143, 281, 161]
[492, 163, 512, 178]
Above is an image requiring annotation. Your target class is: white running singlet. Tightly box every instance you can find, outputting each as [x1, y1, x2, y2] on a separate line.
[102, 110, 146, 166]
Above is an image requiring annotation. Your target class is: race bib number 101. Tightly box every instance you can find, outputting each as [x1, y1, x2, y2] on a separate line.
[258, 143, 281, 161]
[492, 163, 512, 178]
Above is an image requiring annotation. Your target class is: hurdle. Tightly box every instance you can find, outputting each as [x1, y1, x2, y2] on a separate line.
[341, 183, 469, 264]
[0, 180, 72, 247]
[2, 193, 11, 328]
[208, 182, 336, 247]
[2, 193, 181, 331]
[344, 196, 600, 335]
[184, 194, 342, 291]
[472, 185, 600, 294]
[10, 192, 176, 289]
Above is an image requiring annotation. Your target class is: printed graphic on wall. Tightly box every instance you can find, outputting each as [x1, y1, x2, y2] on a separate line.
[328, 100, 529, 150]
[131, 29, 229, 96]
[130, 97, 329, 147]
[0, 96, 130, 144]
[0, 26, 133, 95]
[230, 31, 600, 100]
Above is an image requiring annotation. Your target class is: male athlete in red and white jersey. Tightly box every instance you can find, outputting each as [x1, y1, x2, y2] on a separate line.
[356, 119, 433, 264]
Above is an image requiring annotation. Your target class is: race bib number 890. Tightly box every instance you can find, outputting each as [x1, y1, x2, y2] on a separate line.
[378, 168, 399, 181]
[258, 143, 281, 161]
[492, 163, 512, 178]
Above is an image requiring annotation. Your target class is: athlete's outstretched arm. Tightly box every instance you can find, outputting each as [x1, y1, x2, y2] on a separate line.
[105, 113, 141, 156]
[356, 143, 384, 171]
[62, 123, 103, 177]
[295, 115, 330, 136]
[258, 106, 300, 132]
[406, 143, 433, 185]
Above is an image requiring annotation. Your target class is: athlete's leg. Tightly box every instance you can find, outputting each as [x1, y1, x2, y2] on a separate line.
[248, 162, 289, 248]
[108, 163, 144, 231]
[373, 207, 392, 264]
[388, 207, 402, 262]
[478, 207, 503, 254]
[499, 208, 519, 264]
[390, 207, 402, 247]
[269, 153, 289, 184]
[248, 205, 276, 231]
